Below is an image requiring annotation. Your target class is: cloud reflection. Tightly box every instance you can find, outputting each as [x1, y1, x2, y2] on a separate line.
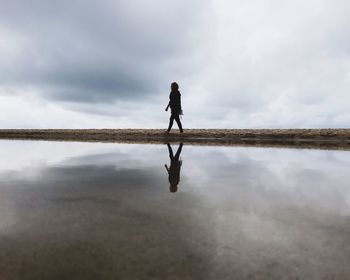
[0, 142, 349, 278]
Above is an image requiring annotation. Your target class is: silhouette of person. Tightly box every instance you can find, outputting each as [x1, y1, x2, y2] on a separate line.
[164, 143, 183, 193]
[165, 82, 183, 133]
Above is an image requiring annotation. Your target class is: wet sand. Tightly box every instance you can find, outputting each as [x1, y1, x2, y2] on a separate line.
[0, 129, 349, 150]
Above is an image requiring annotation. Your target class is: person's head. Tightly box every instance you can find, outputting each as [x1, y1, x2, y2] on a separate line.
[171, 82, 179, 91]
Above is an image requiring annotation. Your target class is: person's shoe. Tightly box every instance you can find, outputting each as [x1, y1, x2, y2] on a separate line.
[180, 130, 184, 133]
[164, 130, 170, 133]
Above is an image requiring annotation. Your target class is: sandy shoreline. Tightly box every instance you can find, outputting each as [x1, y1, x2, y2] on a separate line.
[0, 129, 349, 150]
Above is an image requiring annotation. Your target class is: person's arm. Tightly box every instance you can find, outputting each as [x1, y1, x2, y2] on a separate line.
[166, 92, 173, 111]
[164, 164, 170, 173]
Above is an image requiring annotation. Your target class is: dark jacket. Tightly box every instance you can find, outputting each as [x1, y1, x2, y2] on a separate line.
[169, 90, 182, 115]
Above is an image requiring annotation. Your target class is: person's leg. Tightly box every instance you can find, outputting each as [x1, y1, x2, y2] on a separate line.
[174, 143, 183, 161]
[167, 114, 175, 132]
[167, 143, 174, 160]
[174, 115, 183, 132]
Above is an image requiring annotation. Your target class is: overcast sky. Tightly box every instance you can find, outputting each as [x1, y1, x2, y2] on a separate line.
[0, 0, 349, 128]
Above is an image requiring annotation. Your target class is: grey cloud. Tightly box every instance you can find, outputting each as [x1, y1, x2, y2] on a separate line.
[0, 0, 205, 103]
[0, 0, 349, 128]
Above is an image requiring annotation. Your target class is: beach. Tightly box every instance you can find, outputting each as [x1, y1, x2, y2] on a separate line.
[0, 129, 349, 150]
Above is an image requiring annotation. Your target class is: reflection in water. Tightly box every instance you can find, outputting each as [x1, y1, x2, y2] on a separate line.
[0, 141, 350, 279]
[165, 143, 183, 193]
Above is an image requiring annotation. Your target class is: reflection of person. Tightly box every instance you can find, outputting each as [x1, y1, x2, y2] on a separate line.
[165, 82, 183, 133]
[164, 143, 183, 193]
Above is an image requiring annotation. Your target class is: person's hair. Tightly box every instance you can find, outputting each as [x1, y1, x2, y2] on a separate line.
[171, 82, 179, 91]
[170, 184, 178, 193]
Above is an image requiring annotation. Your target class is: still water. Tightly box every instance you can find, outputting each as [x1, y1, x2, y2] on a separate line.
[0, 140, 349, 279]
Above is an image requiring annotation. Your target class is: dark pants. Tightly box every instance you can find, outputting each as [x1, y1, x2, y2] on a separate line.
[167, 114, 183, 132]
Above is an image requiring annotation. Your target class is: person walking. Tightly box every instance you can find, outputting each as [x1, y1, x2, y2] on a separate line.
[164, 143, 183, 193]
[165, 82, 183, 133]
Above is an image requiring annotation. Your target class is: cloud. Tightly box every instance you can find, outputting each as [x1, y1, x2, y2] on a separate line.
[0, 0, 349, 128]
[184, 0, 350, 128]
[0, 0, 209, 104]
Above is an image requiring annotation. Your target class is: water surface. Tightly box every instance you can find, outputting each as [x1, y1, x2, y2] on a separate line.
[0, 140, 349, 279]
